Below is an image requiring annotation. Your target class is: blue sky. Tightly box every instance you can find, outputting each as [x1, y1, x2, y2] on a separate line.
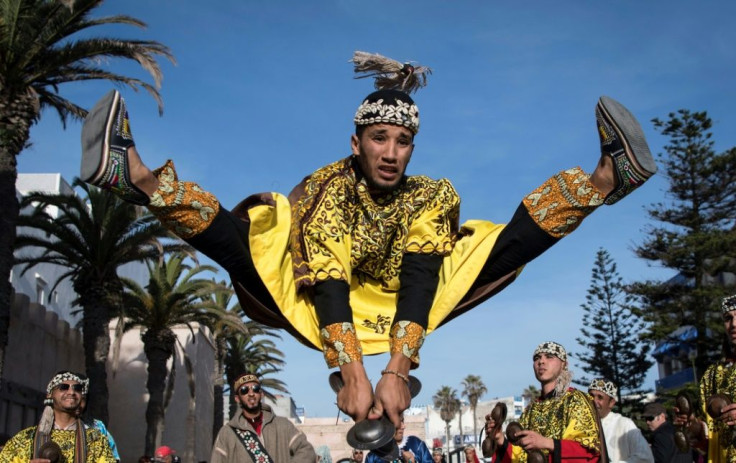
[19, 1, 736, 417]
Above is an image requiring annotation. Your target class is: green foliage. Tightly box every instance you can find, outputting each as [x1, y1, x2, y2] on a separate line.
[575, 248, 653, 407]
[629, 109, 736, 380]
[14, 180, 186, 423]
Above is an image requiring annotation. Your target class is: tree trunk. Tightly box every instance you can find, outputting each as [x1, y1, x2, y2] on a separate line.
[471, 405, 478, 448]
[445, 422, 451, 457]
[459, 405, 464, 447]
[0, 90, 37, 381]
[143, 329, 176, 457]
[213, 337, 227, 442]
[79, 286, 112, 424]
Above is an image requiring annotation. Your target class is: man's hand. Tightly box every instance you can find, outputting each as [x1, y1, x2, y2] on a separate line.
[401, 450, 415, 463]
[672, 405, 692, 426]
[717, 402, 736, 426]
[484, 415, 505, 445]
[337, 362, 374, 423]
[369, 353, 412, 429]
[514, 430, 554, 452]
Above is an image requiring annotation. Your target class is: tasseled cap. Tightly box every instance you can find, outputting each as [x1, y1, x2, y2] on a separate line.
[352, 51, 432, 135]
[722, 294, 736, 313]
[533, 341, 567, 362]
[589, 378, 618, 399]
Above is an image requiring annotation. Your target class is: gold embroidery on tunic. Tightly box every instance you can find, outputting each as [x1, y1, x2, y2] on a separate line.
[289, 157, 460, 290]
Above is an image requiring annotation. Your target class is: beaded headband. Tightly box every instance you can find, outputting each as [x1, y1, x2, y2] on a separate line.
[722, 294, 736, 313]
[533, 341, 567, 362]
[351, 51, 431, 135]
[233, 373, 260, 391]
[44, 372, 88, 405]
[588, 378, 618, 399]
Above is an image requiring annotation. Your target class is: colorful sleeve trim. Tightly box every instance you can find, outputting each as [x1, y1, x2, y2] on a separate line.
[389, 321, 426, 367]
[321, 322, 363, 368]
[148, 160, 220, 239]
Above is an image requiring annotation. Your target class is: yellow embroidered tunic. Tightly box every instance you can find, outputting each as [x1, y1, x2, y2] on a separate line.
[701, 361, 736, 463]
[0, 427, 115, 463]
[248, 157, 507, 355]
[508, 389, 601, 463]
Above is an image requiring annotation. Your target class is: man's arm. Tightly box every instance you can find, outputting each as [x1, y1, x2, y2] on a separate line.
[619, 422, 654, 463]
[288, 429, 317, 463]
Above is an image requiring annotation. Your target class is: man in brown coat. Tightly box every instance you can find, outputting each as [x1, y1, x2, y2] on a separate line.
[210, 373, 315, 463]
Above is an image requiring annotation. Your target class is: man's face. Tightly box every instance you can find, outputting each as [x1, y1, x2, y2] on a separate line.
[645, 412, 665, 431]
[351, 123, 414, 194]
[723, 310, 736, 346]
[533, 353, 565, 385]
[352, 449, 363, 462]
[234, 382, 263, 416]
[432, 453, 442, 463]
[393, 416, 406, 443]
[464, 448, 476, 461]
[588, 390, 616, 419]
[50, 380, 83, 413]
[154, 454, 172, 463]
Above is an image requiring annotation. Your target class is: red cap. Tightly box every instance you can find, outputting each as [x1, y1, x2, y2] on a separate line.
[155, 446, 175, 457]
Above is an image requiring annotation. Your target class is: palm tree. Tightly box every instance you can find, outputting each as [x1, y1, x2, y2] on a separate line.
[462, 374, 487, 445]
[433, 385, 461, 456]
[0, 0, 174, 381]
[119, 253, 226, 456]
[14, 181, 185, 423]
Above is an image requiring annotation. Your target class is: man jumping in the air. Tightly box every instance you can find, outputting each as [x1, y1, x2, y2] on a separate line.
[80, 51, 656, 432]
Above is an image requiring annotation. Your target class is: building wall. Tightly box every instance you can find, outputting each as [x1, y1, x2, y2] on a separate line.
[106, 323, 215, 463]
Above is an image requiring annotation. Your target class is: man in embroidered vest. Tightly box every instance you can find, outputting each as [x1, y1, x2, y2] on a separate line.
[485, 342, 603, 463]
[80, 51, 657, 431]
[0, 371, 115, 463]
[210, 373, 315, 463]
[673, 294, 736, 463]
[588, 379, 652, 463]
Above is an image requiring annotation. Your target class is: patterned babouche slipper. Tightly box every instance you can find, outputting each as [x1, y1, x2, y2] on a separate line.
[596, 96, 657, 205]
[80, 90, 150, 206]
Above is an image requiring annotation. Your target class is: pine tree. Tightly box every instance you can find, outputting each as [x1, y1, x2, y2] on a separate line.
[629, 109, 736, 380]
[575, 248, 654, 405]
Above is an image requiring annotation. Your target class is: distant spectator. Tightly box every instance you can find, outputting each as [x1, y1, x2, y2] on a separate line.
[154, 446, 176, 463]
[316, 445, 333, 463]
[464, 446, 480, 463]
[643, 402, 690, 463]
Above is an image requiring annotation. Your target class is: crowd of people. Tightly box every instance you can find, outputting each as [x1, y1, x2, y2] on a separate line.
[2, 51, 732, 463]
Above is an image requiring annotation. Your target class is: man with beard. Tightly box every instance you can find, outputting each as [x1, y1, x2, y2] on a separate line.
[485, 342, 603, 463]
[210, 373, 315, 463]
[588, 378, 652, 463]
[81, 51, 656, 431]
[0, 371, 115, 463]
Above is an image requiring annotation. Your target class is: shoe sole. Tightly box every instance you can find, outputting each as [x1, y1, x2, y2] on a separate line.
[598, 96, 657, 176]
[80, 90, 119, 184]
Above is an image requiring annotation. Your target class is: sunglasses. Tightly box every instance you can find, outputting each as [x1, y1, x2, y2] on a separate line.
[238, 384, 262, 395]
[57, 383, 84, 393]
[644, 415, 656, 421]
